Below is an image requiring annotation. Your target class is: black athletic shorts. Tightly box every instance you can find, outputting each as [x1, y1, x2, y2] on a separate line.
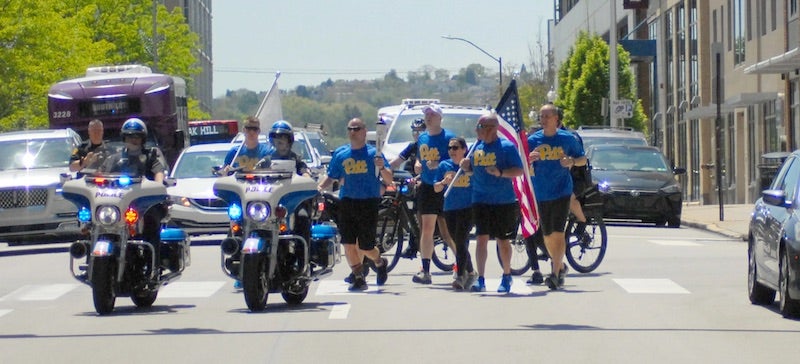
[417, 183, 444, 215]
[473, 202, 519, 240]
[338, 197, 380, 250]
[538, 196, 571, 236]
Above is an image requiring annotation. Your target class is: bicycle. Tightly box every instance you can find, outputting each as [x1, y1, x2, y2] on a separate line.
[500, 187, 608, 275]
[374, 171, 455, 273]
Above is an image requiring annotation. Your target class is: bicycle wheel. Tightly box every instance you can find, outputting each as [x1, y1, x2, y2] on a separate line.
[565, 214, 607, 273]
[494, 226, 531, 276]
[375, 204, 402, 273]
[432, 235, 455, 272]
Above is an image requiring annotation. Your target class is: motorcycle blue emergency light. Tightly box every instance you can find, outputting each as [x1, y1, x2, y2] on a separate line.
[118, 175, 131, 187]
[400, 185, 409, 194]
[78, 207, 91, 222]
[228, 203, 242, 220]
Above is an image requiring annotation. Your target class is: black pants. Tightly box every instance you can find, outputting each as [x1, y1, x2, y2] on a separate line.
[144, 203, 167, 269]
[525, 230, 543, 271]
[444, 208, 474, 275]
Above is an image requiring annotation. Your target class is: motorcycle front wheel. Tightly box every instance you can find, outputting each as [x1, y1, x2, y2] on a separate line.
[90, 256, 117, 315]
[281, 282, 309, 305]
[131, 289, 158, 308]
[242, 253, 269, 312]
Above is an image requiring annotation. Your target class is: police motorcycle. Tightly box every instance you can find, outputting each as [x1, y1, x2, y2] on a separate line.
[214, 157, 340, 312]
[61, 143, 190, 315]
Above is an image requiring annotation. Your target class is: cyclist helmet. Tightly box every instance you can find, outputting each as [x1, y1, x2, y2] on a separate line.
[410, 118, 426, 130]
[121, 118, 147, 140]
[269, 120, 294, 144]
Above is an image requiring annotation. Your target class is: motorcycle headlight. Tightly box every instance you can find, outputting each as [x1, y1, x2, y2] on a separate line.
[247, 201, 271, 222]
[96, 205, 120, 226]
[660, 184, 681, 193]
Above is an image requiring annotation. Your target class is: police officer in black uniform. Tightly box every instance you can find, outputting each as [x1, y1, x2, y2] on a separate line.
[69, 119, 106, 173]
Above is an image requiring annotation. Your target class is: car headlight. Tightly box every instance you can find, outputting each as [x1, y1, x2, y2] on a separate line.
[169, 195, 191, 207]
[597, 181, 611, 193]
[96, 205, 120, 226]
[659, 184, 681, 193]
[247, 201, 271, 222]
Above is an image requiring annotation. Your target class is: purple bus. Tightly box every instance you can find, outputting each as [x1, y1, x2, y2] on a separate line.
[47, 65, 189, 167]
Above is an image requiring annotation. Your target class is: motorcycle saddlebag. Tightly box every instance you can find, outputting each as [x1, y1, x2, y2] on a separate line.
[160, 228, 190, 271]
[310, 224, 338, 269]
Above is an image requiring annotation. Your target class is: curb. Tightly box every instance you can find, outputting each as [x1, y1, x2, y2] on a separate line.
[681, 220, 747, 241]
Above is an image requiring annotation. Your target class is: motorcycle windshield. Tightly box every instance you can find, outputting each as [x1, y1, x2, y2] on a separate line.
[83, 143, 143, 178]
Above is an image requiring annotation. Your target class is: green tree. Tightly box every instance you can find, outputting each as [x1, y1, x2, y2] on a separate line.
[0, 0, 202, 130]
[556, 32, 647, 133]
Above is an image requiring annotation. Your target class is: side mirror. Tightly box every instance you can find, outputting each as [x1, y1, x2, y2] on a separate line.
[320, 155, 332, 165]
[174, 130, 186, 150]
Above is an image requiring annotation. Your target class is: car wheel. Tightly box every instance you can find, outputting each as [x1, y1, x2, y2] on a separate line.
[748, 242, 775, 305]
[654, 219, 666, 227]
[667, 216, 681, 228]
[779, 249, 800, 318]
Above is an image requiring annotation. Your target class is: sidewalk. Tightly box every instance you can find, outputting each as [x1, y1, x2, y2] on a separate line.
[680, 202, 752, 241]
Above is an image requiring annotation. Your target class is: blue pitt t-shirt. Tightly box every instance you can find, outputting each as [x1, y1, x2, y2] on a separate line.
[527, 129, 585, 202]
[470, 138, 523, 204]
[417, 129, 456, 185]
[435, 159, 472, 211]
[327, 144, 388, 199]
[224, 143, 270, 170]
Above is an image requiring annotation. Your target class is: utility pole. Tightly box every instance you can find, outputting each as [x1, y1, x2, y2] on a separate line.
[609, 0, 618, 128]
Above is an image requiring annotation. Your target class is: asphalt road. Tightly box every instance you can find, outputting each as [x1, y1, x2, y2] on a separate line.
[1, 225, 798, 363]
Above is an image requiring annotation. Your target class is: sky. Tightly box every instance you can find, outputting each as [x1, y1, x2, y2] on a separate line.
[212, 0, 555, 97]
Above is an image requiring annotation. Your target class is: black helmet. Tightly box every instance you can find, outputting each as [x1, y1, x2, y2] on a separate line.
[269, 120, 294, 144]
[121, 118, 147, 140]
[410, 118, 426, 130]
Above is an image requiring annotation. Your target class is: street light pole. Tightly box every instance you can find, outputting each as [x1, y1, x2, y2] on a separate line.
[441, 35, 502, 90]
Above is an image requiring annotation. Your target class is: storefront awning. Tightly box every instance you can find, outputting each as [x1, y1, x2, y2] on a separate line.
[683, 104, 734, 119]
[724, 92, 779, 107]
[744, 47, 800, 74]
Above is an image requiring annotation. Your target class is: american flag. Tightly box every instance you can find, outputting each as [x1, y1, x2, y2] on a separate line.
[495, 80, 539, 238]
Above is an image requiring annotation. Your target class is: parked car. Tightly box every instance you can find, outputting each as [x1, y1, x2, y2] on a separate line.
[0, 129, 83, 244]
[748, 149, 800, 318]
[588, 144, 685, 227]
[381, 103, 490, 162]
[576, 126, 648, 150]
[302, 129, 332, 163]
[166, 143, 231, 235]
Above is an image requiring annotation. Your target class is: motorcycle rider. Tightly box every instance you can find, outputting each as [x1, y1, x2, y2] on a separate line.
[102, 117, 169, 272]
[267, 120, 314, 249]
[267, 120, 311, 178]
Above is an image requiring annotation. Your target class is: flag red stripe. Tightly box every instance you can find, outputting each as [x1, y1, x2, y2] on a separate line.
[497, 118, 539, 238]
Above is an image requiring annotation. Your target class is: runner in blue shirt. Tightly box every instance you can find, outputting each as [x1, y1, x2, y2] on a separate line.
[411, 104, 457, 284]
[317, 118, 393, 291]
[527, 103, 587, 290]
[223, 117, 270, 173]
[458, 112, 524, 293]
[434, 136, 477, 290]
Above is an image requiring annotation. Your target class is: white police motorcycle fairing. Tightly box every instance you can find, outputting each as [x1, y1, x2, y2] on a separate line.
[61, 144, 189, 315]
[214, 158, 340, 312]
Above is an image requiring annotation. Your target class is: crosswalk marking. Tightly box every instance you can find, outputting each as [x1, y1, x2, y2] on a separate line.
[0, 309, 11, 318]
[0, 284, 79, 301]
[328, 303, 351, 319]
[649, 239, 702, 246]
[613, 278, 690, 294]
[158, 281, 226, 298]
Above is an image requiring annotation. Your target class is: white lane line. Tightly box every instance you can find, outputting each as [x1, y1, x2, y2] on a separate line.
[3, 284, 80, 301]
[158, 281, 227, 298]
[650, 239, 702, 246]
[328, 303, 351, 319]
[0, 309, 12, 318]
[614, 278, 690, 294]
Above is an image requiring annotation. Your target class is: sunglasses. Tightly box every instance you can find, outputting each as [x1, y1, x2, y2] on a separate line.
[412, 129, 425, 133]
[476, 124, 497, 129]
[347, 126, 364, 132]
[447, 146, 461, 150]
[245, 126, 260, 131]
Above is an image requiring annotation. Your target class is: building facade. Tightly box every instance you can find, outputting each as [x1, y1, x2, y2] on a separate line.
[552, 0, 799, 205]
[164, 0, 213, 113]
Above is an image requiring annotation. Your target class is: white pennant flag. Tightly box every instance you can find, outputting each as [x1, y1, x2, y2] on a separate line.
[255, 71, 283, 130]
